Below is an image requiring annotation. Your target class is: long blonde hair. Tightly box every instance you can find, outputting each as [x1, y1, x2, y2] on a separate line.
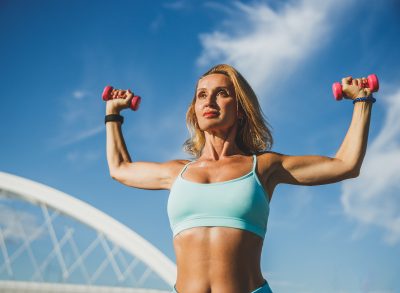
[183, 64, 273, 158]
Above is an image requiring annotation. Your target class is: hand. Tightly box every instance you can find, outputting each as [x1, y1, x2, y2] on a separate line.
[341, 76, 372, 100]
[105, 89, 134, 114]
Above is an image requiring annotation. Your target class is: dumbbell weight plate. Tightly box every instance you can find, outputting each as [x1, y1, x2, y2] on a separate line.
[102, 85, 114, 101]
[332, 82, 343, 101]
[368, 74, 379, 92]
[131, 96, 141, 111]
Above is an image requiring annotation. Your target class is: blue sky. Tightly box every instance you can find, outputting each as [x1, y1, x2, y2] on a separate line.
[1, 0, 400, 292]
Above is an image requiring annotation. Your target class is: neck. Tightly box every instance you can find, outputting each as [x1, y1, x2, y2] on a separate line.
[200, 123, 245, 161]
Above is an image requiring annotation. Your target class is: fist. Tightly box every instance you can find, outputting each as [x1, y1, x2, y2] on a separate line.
[105, 88, 134, 112]
[341, 76, 372, 100]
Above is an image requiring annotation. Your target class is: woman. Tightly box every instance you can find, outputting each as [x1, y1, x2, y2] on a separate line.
[105, 64, 375, 293]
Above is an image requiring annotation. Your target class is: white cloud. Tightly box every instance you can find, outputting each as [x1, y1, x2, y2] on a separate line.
[66, 148, 103, 164]
[72, 90, 88, 99]
[264, 268, 395, 293]
[341, 88, 400, 245]
[0, 204, 41, 242]
[150, 14, 164, 32]
[123, 105, 191, 161]
[263, 270, 310, 293]
[48, 89, 104, 149]
[163, 0, 188, 10]
[196, 0, 400, 246]
[53, 125, 104, 148]
[197, 0, 349, 97]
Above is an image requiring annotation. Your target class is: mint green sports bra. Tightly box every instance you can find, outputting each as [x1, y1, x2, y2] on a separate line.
[167, 154, 270, 240]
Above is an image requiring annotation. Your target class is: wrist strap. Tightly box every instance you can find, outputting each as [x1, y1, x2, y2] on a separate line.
[105, 114, 124, 125]
[353, 96, 376, 104]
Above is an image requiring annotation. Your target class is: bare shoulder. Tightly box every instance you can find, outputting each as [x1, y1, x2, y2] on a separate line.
[163, 159, 192, 189]
[256, 150, 298, 181]
[255, 151, 284, 199]
[256, 151, 281, 176]
[169, 158, 192, 167]
[166, 159, 191, 172]
[159, 157, 191, 175]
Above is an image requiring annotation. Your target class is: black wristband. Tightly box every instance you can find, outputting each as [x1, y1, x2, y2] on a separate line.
[105, 114, 124, 125]
[353, 96, 376, 104]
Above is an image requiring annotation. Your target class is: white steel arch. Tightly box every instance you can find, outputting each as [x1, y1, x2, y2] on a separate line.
[0, 171, 176, 287]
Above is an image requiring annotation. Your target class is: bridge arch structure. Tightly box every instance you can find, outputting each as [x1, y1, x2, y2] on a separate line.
[0, 171, 176, 292]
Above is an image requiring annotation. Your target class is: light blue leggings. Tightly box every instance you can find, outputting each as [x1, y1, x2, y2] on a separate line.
[172, 279, 273, 293]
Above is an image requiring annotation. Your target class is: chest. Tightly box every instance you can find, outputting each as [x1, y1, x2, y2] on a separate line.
[170, 174, 269, 216]
[180, 158, 275, 199]
[182, 160, 253, 184]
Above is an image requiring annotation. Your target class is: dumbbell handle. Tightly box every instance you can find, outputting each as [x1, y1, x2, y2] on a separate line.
[332, 74, 379, 101]
[102, 85, 141, 111]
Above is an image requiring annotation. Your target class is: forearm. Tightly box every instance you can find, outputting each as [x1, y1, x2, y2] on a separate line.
[335, 101, 373, 173]
[106, 108, 132, 174]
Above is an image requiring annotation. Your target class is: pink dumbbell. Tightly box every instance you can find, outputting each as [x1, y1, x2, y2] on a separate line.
[332, 74, 379, 101]
[102, 85, 141, 111]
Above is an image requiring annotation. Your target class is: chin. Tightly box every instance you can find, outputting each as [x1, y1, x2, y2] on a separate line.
[201, 123, 236, 133]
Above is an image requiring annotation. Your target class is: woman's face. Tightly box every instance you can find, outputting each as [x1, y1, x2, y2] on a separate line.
[195, 73, 239, 133]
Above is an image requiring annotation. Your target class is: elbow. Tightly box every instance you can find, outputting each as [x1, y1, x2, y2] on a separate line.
[109, 168, 120, 181]
[348, 168, 360, 178]
[110, 172, 118, 181]
[109, 162, 129, 182]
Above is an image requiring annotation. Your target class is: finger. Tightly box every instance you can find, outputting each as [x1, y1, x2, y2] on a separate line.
[123, 89, 131, 96]
[364, 87, 372, 97]
[123, 90, 132, 99]
[125, 89, 133, 100]
[118, 90, 126, 98]
[361, 77, 368, 87]
[353, 78, 362, 87]
[342, 76, 352, 85]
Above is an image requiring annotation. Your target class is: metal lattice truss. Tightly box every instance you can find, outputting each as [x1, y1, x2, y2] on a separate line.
[0, 172, 176, 291]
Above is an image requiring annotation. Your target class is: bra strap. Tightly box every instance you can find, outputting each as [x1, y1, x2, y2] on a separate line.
[252, 154, 257, 172]
[180, 156, 256, 177]
[179, 160, 194, 177]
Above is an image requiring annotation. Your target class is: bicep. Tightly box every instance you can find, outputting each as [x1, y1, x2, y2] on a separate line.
[270, 152, 358, 186]
[110, 160, 185, 190]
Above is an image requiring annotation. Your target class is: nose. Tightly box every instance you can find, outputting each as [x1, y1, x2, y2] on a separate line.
[203, 93, 218, 108]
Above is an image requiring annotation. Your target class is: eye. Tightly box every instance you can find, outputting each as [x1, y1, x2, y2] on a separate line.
[197, 91, 207, 99]
[217, 90, 229, 97]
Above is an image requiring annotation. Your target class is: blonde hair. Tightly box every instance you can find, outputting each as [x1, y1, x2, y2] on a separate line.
[183, 64, 273, 159]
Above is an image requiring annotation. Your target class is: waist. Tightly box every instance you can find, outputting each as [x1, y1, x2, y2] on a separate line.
[174, 275, 267, 293]
[174, 226, 264, 275]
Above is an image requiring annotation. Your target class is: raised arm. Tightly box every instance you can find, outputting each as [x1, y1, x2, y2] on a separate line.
[105, 89, 133, 177]
[105, 89, 186, 190]
[270, 76, 374, 186]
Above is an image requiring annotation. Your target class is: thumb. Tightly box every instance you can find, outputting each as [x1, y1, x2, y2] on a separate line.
[125, 89, 134, 102]
[362, 87, 372, 97]
[342, 76, 352, 85]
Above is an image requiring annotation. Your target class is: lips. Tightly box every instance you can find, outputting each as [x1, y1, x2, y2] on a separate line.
[203, 111, 219, 117]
